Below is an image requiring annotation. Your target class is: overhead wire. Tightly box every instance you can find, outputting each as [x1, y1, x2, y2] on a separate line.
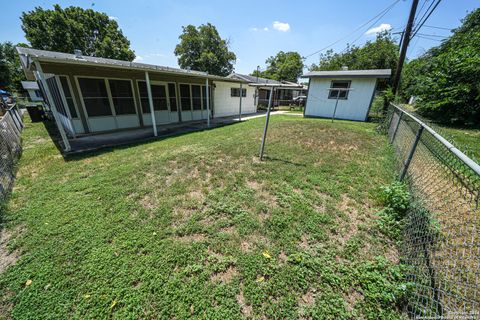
[302, 0, 401, 60]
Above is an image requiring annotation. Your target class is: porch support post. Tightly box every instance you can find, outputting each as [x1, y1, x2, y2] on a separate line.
[206, 77, 210, 127]
[34, 60, 71, 152]
[145, 71, 157, 137]
[238, 83, 243, 121]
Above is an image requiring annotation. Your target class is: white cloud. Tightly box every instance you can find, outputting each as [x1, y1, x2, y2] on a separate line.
[365, 23, 392, 35]
[108, 16, 118, 21]
[263, 27, 269, 31]
[250, 27, 259, 32]
[133, 55, 143, 62]
[272, 21, 290, 32]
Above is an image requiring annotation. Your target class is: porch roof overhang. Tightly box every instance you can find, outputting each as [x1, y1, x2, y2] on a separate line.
[16, 47, 246, 84]
[248, 83, 304, 89]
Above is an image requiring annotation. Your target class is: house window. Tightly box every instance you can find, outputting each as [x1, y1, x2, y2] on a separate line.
[168, 83, 177, 111]
[202, 85, 212, 110]
[138, 81, 167, 113]
[192, 85, 202, 110]
[78, 78, 112, 117]
[108, 79, 136, 115]
[180, 84, 191, 111]
[46, 77, 67, 117]
[34, 90, 42, 98]
[231, 87, 246, 97]
[328, 81, 351, 99]
[59, 76, 78, 118]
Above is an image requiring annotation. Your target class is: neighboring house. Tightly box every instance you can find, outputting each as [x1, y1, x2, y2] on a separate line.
[17, 47, 256, 151]
[21, 81, 44, 102]
[228, 73, 306, 108]
[301, 69, 391, 121]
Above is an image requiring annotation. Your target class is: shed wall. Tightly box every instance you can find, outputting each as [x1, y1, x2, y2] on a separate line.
[305, 78, 377, 121]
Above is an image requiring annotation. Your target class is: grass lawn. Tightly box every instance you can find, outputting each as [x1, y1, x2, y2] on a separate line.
[0, 115, 406, 319]
[437, 126, 480, 161]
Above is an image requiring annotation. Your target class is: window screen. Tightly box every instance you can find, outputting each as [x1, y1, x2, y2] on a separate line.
[328, 81, 351, 99]
[59, 76, 77, 118]
[46, 77, 67, 117]
[109, 79, 136, 115]
[78, 78, 112, 117]
[168, 83, 177, 111]
[202, 86, 212, 110]
[192, 85, 202, 110]
[180, 84, 191, 111]
[137, 81, 169, 113]
[231, 88, 246, 97]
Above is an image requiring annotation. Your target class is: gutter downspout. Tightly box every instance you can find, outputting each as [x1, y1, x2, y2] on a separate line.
[33, 60, 71, 152]
[206, 77, 210, 127]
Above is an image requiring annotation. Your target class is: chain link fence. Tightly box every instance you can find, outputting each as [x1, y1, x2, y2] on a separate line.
[386, 103, 479, 319]
[0, 105, 23, 202]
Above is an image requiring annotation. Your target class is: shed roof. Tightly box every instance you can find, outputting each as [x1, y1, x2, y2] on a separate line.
[228, 73, 303, 88]
[302, 69, 391, 79]
[21, 81, 39, 90]
[16, 47, 244, 83]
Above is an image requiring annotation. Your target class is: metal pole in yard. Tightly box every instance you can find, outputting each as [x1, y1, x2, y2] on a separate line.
[390, 111, 403, 143]
[331, 90, 341, 123]
[145, 71, 157, 137]
[259, 86, 275, 161]
[238, 83, 243, 121]
[400, 125, 424, 180]
[206, 77, 210, 127]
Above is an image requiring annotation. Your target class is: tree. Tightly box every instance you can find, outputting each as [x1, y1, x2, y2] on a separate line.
[309, 31, 399, 84]
[400, 9, 480, 125]
[0, 42, 26, 92]
[252, 51, 304, 83]
[174, 23, 236, 76]
[21, 5, 135, 61]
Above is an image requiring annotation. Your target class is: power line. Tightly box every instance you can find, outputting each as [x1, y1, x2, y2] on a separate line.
[411, 0, 442, 39]
[423, 24, 452, 31]
[302, 0, 401, 60]
[415, 32, 448, 38]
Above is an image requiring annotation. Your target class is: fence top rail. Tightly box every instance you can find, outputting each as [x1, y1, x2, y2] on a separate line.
[391, 103, 480, 176]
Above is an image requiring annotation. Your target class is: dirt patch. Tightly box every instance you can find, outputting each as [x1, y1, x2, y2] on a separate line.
[299, 290, 316, 308]
[298, 234, 310, 250]
[237, 285, 253, 317]
[344, 288, 363, 313]
[278, 251, 288, 263]
[240, 241, 252, 253]
[0, 226, 23, 274]
[337, 195, 361, 245]
[175, 233, 206, 243]
[211, 266, 238, 284]
[140, 194, 157, 211]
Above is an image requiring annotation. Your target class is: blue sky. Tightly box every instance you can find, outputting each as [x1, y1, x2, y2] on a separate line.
[1, 0, 477, 74]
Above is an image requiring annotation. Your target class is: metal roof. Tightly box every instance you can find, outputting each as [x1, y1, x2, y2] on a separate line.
[21, 81, 39, 90]
[302, 69, 391, 79]
[228, 73, 303, 88]
[16, 47, 244, 83]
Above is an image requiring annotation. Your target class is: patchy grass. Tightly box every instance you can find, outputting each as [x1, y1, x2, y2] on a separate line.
[0, 115, 407, 319]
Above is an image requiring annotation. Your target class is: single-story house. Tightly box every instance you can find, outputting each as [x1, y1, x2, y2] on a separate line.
[16, 47, 257, 152]
[21, 81, 44, 102]
[228, 73, 306, 108]
[301, 69, 391, 121]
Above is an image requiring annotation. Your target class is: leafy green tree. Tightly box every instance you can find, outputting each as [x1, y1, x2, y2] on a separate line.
[252, 51, 304, 82]
[0, 42, 26, 92]
[21, 5, 135, 61]
[400, 9, 480, 125]
[309, 31, 399, 84]
[174, 23, 236, 76]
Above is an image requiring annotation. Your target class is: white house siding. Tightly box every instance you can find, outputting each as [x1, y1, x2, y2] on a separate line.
[213, 81, 256, 118]
[305, 78, 377, 121]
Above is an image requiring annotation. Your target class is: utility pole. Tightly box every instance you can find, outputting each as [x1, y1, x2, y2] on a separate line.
[392, 0, 419, 96]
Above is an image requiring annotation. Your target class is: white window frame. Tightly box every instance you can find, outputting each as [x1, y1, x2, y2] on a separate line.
[56, 75, 80, 119]
[328, 80, 351, 100]
[74, 76, 139, 131]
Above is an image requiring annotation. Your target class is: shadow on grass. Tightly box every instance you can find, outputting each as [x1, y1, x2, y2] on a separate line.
[261, 155, 307, 167]
[40, 120, 241, 162]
